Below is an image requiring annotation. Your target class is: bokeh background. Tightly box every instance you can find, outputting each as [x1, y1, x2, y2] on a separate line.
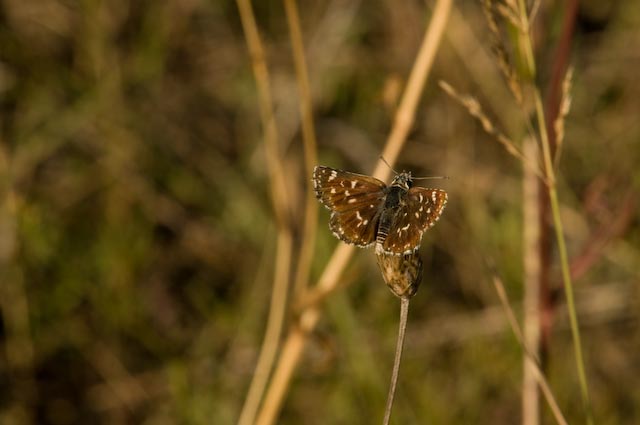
[1, 0, 639, 424]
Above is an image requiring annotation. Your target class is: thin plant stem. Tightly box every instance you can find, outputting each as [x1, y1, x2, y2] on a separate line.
[492, 276, 569, 425]
[382, 297, 410, 425]
[283, 0, 319, 298]
[522, 137, 541, 425]
[374, 0, 452, 180]
[235, 0, 294, 424]
[254, 1, 453, 423]
[256, 244, 352, 425]
[237, 232, 293, 425]
[516, 1, 593, 422]
[541, 130, 593, 423]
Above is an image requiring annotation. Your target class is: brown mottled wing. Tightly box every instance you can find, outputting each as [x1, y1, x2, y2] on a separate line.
[381, 188, 448, 255]
[313, 166, 387, 247]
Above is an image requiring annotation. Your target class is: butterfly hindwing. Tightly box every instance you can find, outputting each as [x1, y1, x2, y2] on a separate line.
[381, 188, 447, 255]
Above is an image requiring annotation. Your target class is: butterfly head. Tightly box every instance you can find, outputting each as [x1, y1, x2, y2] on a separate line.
[391, 171, 413, 190]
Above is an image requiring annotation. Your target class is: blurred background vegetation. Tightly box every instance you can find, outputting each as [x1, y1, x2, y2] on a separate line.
[1, 0, 639, 424]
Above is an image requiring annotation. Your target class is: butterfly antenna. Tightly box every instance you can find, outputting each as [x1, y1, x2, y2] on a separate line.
[379, 156, 399, 174]
[412, 175, 450, 181]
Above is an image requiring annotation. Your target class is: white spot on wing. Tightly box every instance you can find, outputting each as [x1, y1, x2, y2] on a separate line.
[351, 180, 357, 189]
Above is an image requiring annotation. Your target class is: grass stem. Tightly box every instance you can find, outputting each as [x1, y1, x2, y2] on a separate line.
[517, 0, 593, 421]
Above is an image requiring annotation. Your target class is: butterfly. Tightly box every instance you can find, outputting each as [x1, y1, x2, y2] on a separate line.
[312, 165, 447, 256]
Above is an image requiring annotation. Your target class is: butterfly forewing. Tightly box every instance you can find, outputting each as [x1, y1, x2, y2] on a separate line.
[313, 166, 387, 247]
[381, 188, 448, 254]
[313, 166, 386, 212]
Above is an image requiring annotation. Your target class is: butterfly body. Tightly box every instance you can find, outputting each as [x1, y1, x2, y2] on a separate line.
[313, 166, 447, 256]
[376, 181, 409, 250]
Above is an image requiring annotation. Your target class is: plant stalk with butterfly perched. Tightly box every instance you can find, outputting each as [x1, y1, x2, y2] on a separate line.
[313, 165, 447, 424]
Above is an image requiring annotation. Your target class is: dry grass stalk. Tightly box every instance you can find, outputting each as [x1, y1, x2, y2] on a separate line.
[256, 244, 353, 425]
[495, 3, 523, 31]
[529, 0, 542, 25]
[283, 0, 319, 299]
[438, 80, 545, 182]
[522, 136, 541, 425]
[515, 2, 592, 419]
[553, 67, 573, 168]
[254, 0, 454, 423]
[480, 0, 523, 104]
[382, 297, 410, 425]
[504, 0, 519, 12]
[235, 0, 294, 424]
[492, 276, 569, 425]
